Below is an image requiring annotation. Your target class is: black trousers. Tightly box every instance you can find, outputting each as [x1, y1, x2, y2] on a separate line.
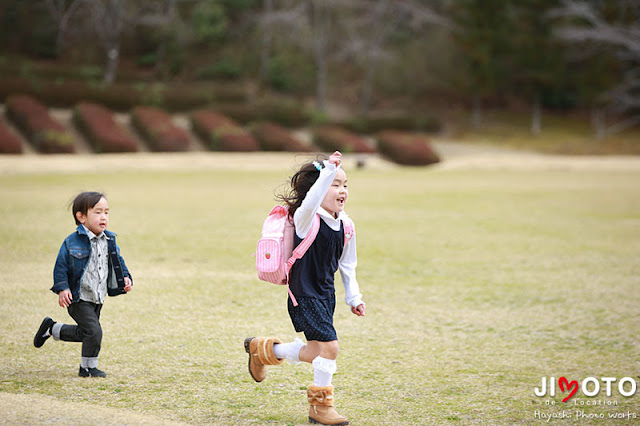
[60, 301, 103, 358]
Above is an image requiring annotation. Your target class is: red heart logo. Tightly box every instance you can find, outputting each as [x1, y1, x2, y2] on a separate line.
[558, 377, 578, 402]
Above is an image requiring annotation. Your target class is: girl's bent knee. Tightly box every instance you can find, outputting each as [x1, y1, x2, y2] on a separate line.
[320, 341, 339, 359]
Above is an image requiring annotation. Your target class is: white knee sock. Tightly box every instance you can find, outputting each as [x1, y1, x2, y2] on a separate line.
[312, 356, 337, 387]
[273, 338, 304, 364]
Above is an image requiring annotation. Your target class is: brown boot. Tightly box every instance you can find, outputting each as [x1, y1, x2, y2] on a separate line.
[244, 337, 284, 382]
[307, 385, 349, 425]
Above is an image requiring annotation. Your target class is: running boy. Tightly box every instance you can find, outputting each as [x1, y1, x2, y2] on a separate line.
[33, 191, 132, 378]
[245, 151, 365, 425]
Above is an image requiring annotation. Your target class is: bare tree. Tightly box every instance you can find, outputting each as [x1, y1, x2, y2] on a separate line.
[137, 0, 189, 80]
[81, 0, 128, 84]
[44, 0, 187, 83]
[44, 0, 84, 55]
[552, 0, 640, 137]
[74, 0, 188, 84]
[256, 0, 450, 114]
[254, 0, 342, 112]
[338, 0, 398, 115]
[253, 2, 300, 77]
[341, 0, 452, 115]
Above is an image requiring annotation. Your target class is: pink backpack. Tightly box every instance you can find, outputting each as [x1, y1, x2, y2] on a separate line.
[255, 205, 354, 306]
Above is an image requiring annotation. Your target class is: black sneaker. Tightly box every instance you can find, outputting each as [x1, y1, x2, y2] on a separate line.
[34, 317, 55, 348]
[78, 366, 107, 378]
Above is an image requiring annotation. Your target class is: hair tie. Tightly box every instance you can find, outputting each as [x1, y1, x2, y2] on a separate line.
[312, 161, 322, 171]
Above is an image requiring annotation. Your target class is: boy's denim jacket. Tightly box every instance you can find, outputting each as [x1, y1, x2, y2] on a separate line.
[51, 225, 132, 302]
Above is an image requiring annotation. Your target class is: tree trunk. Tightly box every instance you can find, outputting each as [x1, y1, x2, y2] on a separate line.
[360, 57, 374, 116]
[104, 47, 120, 84]
[154, 0, 176, 81]
[55, 23, 67, 57]
[260, 0, 274, 84]
[155, 41, 167, 80]
[359, 0, 390, 117]
[591, 106, 606, 140]
[531, 94, 541, 135]
[471, 95, 482, 128]
[45, 0, 83, 57]
[315, 42, 327, 113]
[310, 0, 329, 112]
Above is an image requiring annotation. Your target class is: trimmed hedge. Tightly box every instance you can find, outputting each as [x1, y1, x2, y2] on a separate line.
[376, 131, 440, 166]
[0, 120, 23, 154]
[250, 121, 311, 152]
[190, 110, 259, 152]
[5, 94, 74, 153]
[131, 106, 190, 152]
[73, 102, 138, 153]
[0, 78, 246, 112]
[340, 113, 442, 134]
[215, 99, 310, 127]
[312, 125, 376, 153]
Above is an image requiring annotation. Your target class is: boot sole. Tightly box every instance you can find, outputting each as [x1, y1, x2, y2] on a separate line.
[34, 317, 53, 348]
[309, 417, 349, 425]
[79, 372, 107, 378]
[244, 337, 261, 383]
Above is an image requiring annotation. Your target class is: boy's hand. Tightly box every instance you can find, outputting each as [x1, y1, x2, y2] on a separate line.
[351, 304, 366, 317]
[329, 151, 342, 167]
[58, 290, 72, 308]
[124, 276, 133, 292]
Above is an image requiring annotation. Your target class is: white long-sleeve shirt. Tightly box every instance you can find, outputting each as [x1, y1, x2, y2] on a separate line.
[293, 161, 364, 308]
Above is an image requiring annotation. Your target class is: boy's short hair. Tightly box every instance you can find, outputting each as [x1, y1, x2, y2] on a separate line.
[72, 192, 107, 225]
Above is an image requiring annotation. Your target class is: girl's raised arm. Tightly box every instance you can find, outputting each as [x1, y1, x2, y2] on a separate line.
[293, 153, 342, 238]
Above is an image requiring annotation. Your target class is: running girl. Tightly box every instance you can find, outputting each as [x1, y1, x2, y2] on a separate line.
[245, 151, 365, 425]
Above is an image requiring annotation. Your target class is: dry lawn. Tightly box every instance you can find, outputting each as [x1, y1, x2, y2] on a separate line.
[1, 146, 639, 425]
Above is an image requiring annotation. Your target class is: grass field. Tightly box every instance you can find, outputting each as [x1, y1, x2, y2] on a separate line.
[455, 109, 640, 156]
[0, 151, 639, 425]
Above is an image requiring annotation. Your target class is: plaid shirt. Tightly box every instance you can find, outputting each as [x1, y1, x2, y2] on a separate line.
[79, 226, 109, 304]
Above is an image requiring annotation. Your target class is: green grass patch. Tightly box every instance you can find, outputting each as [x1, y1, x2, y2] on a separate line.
[0, 157, 639, 424]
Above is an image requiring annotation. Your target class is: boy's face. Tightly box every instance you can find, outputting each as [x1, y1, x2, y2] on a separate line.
[76, 197, 109, 235]
[321, 169, 348, 218]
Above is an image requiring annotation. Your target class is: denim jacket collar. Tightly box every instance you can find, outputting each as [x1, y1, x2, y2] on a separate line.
[75, 224, 116, 240]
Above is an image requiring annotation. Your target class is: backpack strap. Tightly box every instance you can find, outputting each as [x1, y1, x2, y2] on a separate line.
[342, 217, 354, 246]
[289, 213, 321, 265]
[285, 213, 321, 306]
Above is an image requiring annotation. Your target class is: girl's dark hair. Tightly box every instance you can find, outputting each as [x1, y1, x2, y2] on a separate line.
[277, 156, 327, 218]
[71, 191, 107, 225]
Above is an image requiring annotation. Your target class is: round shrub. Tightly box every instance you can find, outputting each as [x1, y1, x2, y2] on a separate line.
[5, 94, 74, 153]
[250, 121, 311, 152]
[190, 110, 259, 152]
[376, 131, 440, 166]
[312, 125, 376, 153]
[132, 106, 190, 152]
[0, 121, 23, 154]
[73, 102, 137, 153]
